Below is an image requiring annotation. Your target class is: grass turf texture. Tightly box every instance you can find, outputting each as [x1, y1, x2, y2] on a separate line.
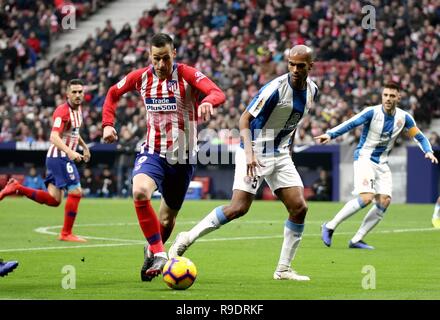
[0, 198, 439, 300]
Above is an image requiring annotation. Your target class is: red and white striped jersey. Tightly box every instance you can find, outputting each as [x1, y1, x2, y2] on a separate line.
[102, 63, 225, 160]
[47, 102, 83, 158]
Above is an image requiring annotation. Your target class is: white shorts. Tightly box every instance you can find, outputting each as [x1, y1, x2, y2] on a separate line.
[232, 148, 303, 195]
[353, 159, 392, 197]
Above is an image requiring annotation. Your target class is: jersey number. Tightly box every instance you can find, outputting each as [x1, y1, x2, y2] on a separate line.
[251, 176, 260, 189]
[66, 163, 74, 174]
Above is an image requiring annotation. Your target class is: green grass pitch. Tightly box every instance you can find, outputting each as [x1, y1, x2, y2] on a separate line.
[0, 198, 439, 300]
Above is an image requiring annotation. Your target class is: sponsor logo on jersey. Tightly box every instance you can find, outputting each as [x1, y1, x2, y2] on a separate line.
[117, 76, 127, 89]
[145, 97, 177, 112]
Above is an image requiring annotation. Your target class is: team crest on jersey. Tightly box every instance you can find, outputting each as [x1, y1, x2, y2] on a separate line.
[167, 80, 178, 92]
[396, 119, 403, 128]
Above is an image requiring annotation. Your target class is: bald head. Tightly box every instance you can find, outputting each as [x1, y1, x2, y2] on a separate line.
[289, 45, 313, 62]
[287, 45, 314, 89]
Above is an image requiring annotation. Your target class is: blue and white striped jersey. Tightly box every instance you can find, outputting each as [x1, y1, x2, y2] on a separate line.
[243, 74, 318, 155]
[327, 104, 433, 164]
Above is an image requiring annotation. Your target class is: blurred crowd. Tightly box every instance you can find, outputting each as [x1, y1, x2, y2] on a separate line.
[0, 0, 114, 79]
[0, 0, 439, 149]
[18, 165, 118, 197]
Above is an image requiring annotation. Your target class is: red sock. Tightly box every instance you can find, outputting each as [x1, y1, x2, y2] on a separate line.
[62, 193, 81, 235]
[17, 185, 60, 207]
[134, 200, 165, 254]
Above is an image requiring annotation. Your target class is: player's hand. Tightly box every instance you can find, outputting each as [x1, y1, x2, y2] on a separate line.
[314, 134, 331, 144]
[83, 147, 91, 163]
[68, 151, 84, 163]
[103, 126, 118, 143]
[198, 102, 214, 122]
[246, 152, 265, 178]
[425, 152, 438, 164]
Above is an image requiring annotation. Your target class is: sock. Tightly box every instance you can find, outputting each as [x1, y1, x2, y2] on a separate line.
[61, 193, 81, 235]
[326, 197, 367, 230]
[433, 203, 440, 219]
[351, 204, 386, 243]
[17, 185, 59, 206]
[186, 206, 229, 243]
[276, 220, 304, 271]
[134, 200, 165, 254]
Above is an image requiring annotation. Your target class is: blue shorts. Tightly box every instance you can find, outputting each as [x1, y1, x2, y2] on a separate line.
[44, 157, 81, 191]
[132, 152, 195, 210]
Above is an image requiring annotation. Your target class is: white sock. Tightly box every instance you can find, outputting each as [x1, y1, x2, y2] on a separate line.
[154, 252, 168, 259]
[326, 198, 367, 230]
[433, 203, 440, 219]
[276, 220, 304, 271]
[187, 206, 228, 243]
[351, 204, 386, 243]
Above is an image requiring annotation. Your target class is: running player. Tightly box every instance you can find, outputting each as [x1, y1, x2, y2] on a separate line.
[101, 33, 225, 281]
[316, 82, 438, 249]
[0, 79, 90, 242]
[169, 45, 318, 281]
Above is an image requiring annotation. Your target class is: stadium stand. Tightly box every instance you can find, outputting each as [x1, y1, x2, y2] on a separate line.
[0, 0, 439, 198]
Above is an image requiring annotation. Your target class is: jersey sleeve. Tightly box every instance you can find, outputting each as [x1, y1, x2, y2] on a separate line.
[246, 81, 280, 118]
[102, 68, 146, 128]
[51, 106, 70, 133]
[179, 64, 226, 107]
[404, 113, 433, 153]
[327, 107, 374, 139]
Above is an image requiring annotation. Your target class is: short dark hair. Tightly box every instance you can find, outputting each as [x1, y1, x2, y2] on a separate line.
[384, 81, 400, 91]
[68, 79, 84, 87]
[151, 33, 174, 49]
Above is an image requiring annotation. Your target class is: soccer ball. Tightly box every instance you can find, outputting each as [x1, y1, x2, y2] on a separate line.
[162, 256, 197, 290]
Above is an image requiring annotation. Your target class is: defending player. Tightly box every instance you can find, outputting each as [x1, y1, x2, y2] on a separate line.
[101, 33, 225, 281]
[0, 79, 90, 242]
[169, 45, 318, 281]
[315, 82, 438, 249]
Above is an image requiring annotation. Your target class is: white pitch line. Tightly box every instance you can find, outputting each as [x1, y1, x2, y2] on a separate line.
[0, 226, 437, 253]
[34, 225, 143, 243]
[0, 242, 144, 253]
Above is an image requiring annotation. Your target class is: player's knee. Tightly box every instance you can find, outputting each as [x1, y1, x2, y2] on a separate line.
[378, 197, 391, 209]
[69, 188, 82, 197]
[132, 187, 150, 200]
[288, 202, 308, 221]
[359, 194, 374, 206]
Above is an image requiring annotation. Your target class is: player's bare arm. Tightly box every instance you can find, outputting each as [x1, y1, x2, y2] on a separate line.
[239, 111, 264, 177]
[314, 133, 331, 144]
[50, 131, 83, 162]
[78, 135, 91, 162]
